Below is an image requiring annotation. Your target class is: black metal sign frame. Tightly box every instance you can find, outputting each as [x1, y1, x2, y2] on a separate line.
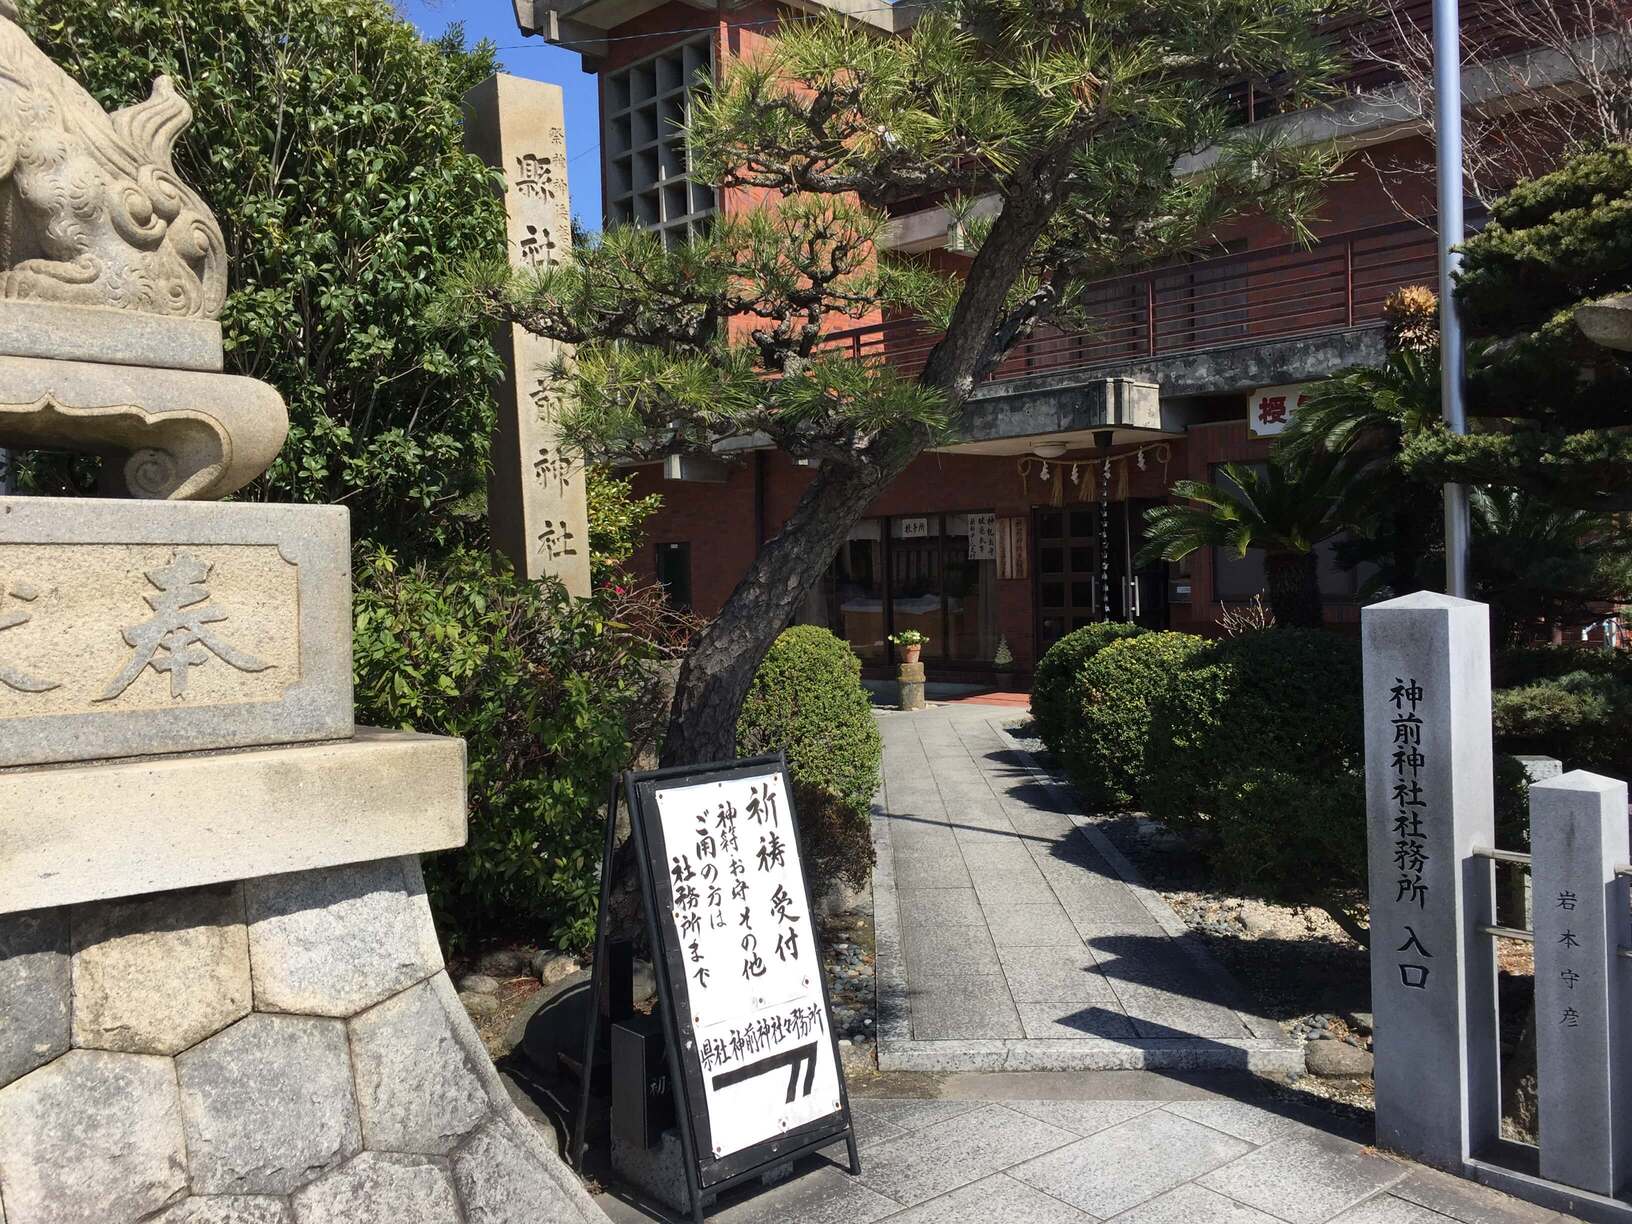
[575, 753, 861, 1224]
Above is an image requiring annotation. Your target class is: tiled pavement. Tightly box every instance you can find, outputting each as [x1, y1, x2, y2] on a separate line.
[873, 702, 1299, 1072]
[597, 1085, 1565, 1223]
[591, 701, 1564, 1223]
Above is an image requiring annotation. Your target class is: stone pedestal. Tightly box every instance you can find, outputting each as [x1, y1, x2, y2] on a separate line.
[0, 855, 604, 1224]
[898, 661, 926, 711]
[1361, 592, 1499, 1172]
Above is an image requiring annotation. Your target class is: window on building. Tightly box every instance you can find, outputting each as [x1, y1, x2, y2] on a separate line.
[655, 542, 693, 611]
[604, 38, 716, 247]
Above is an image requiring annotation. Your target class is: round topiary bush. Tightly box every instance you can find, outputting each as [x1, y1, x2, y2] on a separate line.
[1030, 622, 1148, 755]
[737, 625, 881, 901]
[1142, 629, 1369, 938]
[1061, 632, 1205, 811]
[1494, 670, 1632, 783]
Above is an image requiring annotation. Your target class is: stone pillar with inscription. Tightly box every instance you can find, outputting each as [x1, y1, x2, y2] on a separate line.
[1362, 591, 1500, 1174]
[1530, 770, 1632, 1197]
[0, 10, 602, 1221]
[463, 73, 592, 597]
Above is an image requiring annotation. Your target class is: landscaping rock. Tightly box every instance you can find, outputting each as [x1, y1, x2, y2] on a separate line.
[0, 908, 69, 1090]
[531, 950, 578, 987]
[71, 884, 251, 1056]
[1305, 1037, 1374, 1079]
[1345, 1011, 1374, 1036]
[350, 977, 490, 1154]
[290, 1152, 460, 1224]
[245, 858, 441, 1017]
[475, 947, 534, 978]
[177, 1013, 360, 1194]
[460, 991, 501, 1018]
[456, 973, 501, 995]
[0, 1048, 188, 1224]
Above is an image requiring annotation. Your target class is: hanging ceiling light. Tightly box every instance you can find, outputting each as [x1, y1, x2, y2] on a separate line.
[1031, 441, 1068, 459]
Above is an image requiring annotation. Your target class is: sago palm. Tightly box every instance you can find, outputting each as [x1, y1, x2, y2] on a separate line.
[1275, 350, 1443, 596]
[1139, 453, 1366, 627]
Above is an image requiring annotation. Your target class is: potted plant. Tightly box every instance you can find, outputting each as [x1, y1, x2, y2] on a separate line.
[993, 635, 1015, 689]
[888, 630, 927, 664]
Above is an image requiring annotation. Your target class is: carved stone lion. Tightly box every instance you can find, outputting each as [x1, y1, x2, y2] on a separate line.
[0, 0, 227, 318]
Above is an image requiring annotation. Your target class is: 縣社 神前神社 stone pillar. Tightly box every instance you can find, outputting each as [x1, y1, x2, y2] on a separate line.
[463, 73, 591, 597]
[1362, 592, 1499, 1174]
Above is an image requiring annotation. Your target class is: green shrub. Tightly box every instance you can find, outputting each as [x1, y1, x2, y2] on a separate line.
[1493, 644, 1632, 689]
[1062, 632, 1205, 810]
[353, 547, 656, 951]
[737, 626, 881, 900]
[1142, 630, 1368, 934]
[20, 0, 507, 555]
[1030, 622, 1147, 754]
[1494, 670, 1632, 782]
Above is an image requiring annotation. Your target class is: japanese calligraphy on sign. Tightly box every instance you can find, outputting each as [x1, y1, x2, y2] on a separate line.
[1388, 675, 1434, 991]
[966, 512, 997, 561]
[653, 770, 842, 1161]
[1247, 382, 1314, 438]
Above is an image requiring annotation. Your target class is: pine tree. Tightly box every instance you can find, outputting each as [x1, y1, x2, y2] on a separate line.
[445, 0, 1356, 764]
[1402, 144, 1632, 510]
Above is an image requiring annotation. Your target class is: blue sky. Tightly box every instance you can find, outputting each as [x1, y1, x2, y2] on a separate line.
[399, 1, 604, 231]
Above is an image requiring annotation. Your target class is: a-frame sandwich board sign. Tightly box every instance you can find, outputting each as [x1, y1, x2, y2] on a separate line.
[575, 753, 861, 1222]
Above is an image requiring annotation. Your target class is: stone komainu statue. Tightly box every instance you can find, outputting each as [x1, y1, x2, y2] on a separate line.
[0, 0, 227, 318]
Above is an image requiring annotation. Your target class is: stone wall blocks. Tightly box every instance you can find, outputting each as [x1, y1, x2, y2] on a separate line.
[288, 1153, 460, 1224]
[245, 858, 442, 1017]
[147, 1196, 294, 1224]
[176, 1013, 360, 1195]
[453, 1119, 605, 1224]
[0, 909, 69, 1088]
[71, 884, 251, 1056]
[349, 974, 490, 1155]
[0, 1048, 187, 1224]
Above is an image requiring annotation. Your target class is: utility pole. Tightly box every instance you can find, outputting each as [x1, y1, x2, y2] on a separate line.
[1434, 0, 1470, 597]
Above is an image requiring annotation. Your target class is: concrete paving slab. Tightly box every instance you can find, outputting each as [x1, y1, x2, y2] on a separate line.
[896, 889, 984, 926]
[908, 976, 1022, 1039]
[1002, 1099, 1161, 1137]
[1008, 1109, 1253, 1218]
[998, 946, 1118, 1004]
[854, 1105, 1078, 1207]
[879, 1172, 1093, 1223]
[971, 868, 1052, 905]
[982, 903, 1082, 948]
[900, 924, 1001, 976]
[1109, 1183, 1289, 1223]
[1198, 1132, 1408, 1224]
[893, 856, 972, 890]
[849, 1100, 983, 1132]
[1161, 1099, 1315, 1145]
[1017, 1001, 1140, 1040]
[1384, 1169, 1574, 1224]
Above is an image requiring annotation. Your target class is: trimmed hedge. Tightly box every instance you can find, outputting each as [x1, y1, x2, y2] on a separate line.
[1494, 670, 1632, 783]
[1030, 622, 1148, 754]
[1142, 629, 1368, 930]
[1063, 632, 1205, 811]
[738, 626, 882, 900]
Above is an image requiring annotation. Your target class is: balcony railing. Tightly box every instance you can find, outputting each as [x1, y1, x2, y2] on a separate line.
[821, 217, 1444, 389]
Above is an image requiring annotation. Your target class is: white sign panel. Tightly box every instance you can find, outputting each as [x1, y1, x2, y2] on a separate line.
[654, 771, 841, 1161]
[897, 516, 929, 540]
[1247, 382, 1315, 438]
[967, 512, 996, 561]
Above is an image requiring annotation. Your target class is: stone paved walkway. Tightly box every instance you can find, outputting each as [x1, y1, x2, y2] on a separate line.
[873, 702, 1298, 1072]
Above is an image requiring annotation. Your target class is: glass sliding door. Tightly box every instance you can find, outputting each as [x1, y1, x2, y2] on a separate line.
[943, 512, 997, 663]
[889, 516, 942, 659]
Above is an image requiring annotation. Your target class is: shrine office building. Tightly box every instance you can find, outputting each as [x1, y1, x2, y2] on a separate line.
[519, 0, 1519, 683]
